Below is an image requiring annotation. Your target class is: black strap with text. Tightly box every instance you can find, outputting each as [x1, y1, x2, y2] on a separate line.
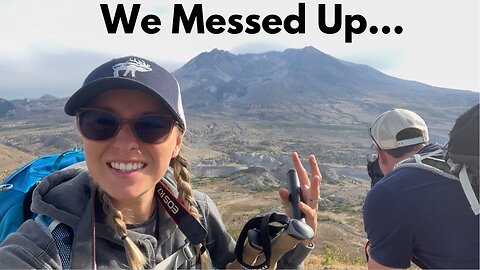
[156, 181, 207, 245]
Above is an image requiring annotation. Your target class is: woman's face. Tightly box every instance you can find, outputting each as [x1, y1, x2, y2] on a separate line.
[81, 88, 182, 201]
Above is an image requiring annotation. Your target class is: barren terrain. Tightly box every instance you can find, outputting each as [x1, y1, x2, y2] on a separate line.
[1, 114, 375, 268]
[0, 95, 452, 269]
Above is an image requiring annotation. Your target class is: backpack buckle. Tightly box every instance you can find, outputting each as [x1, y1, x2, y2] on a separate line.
[0, 184, 13, 191]
[179, 242, 197, 268]
[182, 243, 195, 261]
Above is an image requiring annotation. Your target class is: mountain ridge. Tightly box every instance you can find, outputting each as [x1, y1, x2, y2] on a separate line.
[2, 46, 477, 133]
[172, 46, 477, 126]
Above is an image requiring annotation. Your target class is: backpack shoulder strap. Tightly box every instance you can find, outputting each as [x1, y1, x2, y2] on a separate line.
[457, 164, 480, 215]
[152, 240, 195, 270]
[36, 215, 74, 269]
[396, 151, 480, 215]
[394, 150, 458, 181]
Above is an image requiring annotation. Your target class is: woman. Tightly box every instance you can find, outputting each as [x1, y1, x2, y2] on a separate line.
[0, 56, 321, 269]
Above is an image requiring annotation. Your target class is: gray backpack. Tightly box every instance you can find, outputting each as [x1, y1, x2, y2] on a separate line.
[395, 104, 479, 215]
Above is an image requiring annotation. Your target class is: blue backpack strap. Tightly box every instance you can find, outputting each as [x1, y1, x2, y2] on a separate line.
[52, 223, 74, 270]
[36, 215, 74, 269]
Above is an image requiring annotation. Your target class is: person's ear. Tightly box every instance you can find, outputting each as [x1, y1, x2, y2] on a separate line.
[171, 134, 183, 159]
[377, 148, 388, 165]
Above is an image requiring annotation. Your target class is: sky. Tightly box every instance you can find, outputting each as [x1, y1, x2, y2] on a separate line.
[0, 0, 479, 100]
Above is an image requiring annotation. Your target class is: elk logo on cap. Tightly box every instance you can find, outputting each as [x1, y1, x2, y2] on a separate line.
[112, 58, 152, 77]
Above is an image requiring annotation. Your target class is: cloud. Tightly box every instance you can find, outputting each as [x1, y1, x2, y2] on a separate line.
[0, 0, 478, 97]
[0, 49, 113, 99]
[0, 47, 190, 100]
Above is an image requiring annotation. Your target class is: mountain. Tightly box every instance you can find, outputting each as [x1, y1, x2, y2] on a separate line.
[1, 46, 478, 155]
[0, 98, 15, 117]
[6, 97, 69, 121]
[174, 46, 478, 125]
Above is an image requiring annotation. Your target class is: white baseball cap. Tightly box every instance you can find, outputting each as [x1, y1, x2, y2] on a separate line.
[369, 109, 429, 150]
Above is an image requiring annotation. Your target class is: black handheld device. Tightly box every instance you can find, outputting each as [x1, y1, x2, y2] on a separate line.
[367, 153, 384, 188]
[287, 169, 305, 220]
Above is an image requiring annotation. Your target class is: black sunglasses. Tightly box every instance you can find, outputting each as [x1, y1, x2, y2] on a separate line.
[76, 108, 177, 144]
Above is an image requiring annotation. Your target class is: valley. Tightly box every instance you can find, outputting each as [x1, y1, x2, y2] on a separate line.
[1, 46, 475, 268]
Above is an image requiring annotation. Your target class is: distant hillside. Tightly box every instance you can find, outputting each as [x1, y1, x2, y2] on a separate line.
[0, 144, 36, 180]
[7, 96, 68, 120]
[0, 98, 15, 117]
[174, 46, 478, 127]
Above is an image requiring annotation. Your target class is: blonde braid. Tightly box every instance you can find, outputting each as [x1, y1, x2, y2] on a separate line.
[169, 152, 200, 218]
[170, 151, 212, 269]
[97, 187, 146, 270]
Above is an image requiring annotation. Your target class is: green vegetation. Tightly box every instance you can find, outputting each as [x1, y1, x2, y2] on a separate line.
[321, 245, 365, 266]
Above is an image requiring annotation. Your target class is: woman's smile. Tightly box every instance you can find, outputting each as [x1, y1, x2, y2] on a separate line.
[108, 161, 146, 173]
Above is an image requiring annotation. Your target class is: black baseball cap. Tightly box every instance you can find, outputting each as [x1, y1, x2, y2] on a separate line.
[64, 56, 186, 129]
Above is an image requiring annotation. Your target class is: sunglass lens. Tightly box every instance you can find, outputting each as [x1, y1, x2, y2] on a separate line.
[135, 115, 173, 143]
[78, 110, 119, 140]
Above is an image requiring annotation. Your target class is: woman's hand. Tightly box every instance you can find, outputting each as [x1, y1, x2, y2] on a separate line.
[278, 152, 321, 245]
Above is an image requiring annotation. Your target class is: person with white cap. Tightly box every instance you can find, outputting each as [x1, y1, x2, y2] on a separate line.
[363, 108, 479, 269]
[368, 108, 438, 176]
[0, 56, 321, 269]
